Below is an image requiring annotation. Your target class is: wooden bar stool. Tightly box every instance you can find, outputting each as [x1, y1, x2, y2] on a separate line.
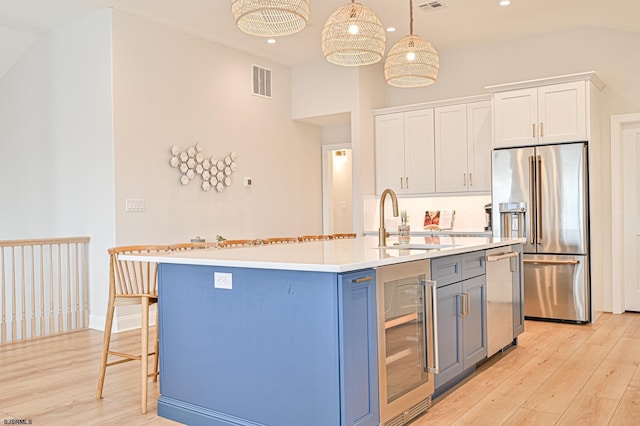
[331, 233, 357, 239]
[170, 242, 216, 251]
[298, 234, 332, 241]
[96, 244, 170, 414]
[217, 239, 257, 248]
[260, 237, 299, 244]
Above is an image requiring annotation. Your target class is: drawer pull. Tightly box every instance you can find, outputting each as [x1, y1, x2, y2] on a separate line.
[354, 276, 373, 283]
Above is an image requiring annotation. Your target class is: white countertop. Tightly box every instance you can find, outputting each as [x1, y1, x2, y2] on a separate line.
[122, 236, 524, 273]
[363, 230, 493, 237]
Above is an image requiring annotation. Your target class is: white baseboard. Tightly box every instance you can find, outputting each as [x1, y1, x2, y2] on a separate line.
[89, 306, 157, 333]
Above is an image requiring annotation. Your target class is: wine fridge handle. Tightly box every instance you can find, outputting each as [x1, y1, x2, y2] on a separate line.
[423, 280, 439, 374]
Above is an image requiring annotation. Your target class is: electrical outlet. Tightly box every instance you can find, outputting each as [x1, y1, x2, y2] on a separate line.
[214, 272, 232, 290]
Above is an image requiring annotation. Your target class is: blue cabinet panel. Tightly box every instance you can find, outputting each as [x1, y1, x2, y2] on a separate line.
[158, 263, 341, 426]
[433, 282, 462, 388]
[432, 251, 487, 393]
[462, 275, 487, 366]
[338, 270, 379, 426]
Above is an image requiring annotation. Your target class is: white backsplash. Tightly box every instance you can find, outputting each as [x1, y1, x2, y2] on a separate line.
[363, 194, 491, 233]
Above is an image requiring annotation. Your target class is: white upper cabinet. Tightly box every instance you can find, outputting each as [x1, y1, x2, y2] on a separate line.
[537, 82, 586, 144]
[375, 109, 435, 195]
[375, 113, 406, 194]
[435, 104, 467, 192]
[434, 101, 492, 193]
[466, 101, 492, 192]
[404, 109, 436, 194]
[491, 76, 597, 148]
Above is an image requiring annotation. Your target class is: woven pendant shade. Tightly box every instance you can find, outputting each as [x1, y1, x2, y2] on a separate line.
[232, 0, 310, 37]
[322, 1, 386, 67]
[384, 0, 439, 87]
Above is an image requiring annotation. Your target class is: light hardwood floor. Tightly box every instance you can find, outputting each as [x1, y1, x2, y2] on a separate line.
[414, 312, 640, 425]
[0, 313, 638, 425]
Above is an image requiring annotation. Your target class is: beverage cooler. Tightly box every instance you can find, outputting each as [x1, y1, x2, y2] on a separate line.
[376, 260, 437, 426]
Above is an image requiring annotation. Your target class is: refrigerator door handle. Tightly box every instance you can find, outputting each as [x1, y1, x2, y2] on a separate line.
[529, 155, 536, 245]
[536, 155, 543, 245]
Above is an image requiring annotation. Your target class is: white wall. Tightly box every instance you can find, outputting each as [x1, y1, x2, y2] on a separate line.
[0, 10, 115, 330]
[291, 61, 358, 121]
[111, 10, 323, 245]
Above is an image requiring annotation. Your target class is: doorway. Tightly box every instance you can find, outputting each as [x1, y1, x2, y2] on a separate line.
[322, 144, 353, 234]
[611, 113, 640, 312]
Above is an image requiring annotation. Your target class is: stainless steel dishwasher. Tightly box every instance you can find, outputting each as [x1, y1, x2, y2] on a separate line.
[486, 247, 519, 356]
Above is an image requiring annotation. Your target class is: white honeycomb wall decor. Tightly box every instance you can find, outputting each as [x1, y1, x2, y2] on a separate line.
[169, 143, 237, 193]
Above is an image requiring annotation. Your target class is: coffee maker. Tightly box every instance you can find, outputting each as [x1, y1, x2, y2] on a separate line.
[484, 203, 492, 232]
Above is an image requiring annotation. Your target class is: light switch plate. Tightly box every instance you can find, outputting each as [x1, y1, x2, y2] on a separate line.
[214, 272, 232, 290]
[125, 199, 145, 212]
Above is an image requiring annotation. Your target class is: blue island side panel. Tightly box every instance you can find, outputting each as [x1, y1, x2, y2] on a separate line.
[157, 263, 341, 426]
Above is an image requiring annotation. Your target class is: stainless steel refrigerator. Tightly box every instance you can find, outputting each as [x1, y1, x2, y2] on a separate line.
[491, 142, 590, 323]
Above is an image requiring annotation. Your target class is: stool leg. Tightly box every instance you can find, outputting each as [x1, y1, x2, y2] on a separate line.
[141, 297, 150, 414]
[96, 295, 115, 399]
[153, 302, 159, 382]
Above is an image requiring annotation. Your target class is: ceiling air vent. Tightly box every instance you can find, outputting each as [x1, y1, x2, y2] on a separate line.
[252, 65, 272, 99]
[417, 1, 447, 12]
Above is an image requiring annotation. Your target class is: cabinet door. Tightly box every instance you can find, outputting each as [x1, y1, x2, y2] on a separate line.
[466, 101, 492, 192]
[493, 88, 537, 148]
[339, 270, 379, 426]
[434, 282, 463, 390]
[404, 108, 436, 194]
[538, 81, 587, 144]
[375, 113, 405, 194]
[462, 275, 487, 368]
[435, 104, 468, 192]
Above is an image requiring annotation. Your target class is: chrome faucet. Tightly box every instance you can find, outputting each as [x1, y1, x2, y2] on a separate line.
[379, 188, 399, 247]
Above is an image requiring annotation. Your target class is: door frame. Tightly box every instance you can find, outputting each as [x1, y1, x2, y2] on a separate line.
[611, 113, 640, 313]
[322, 143, 352, 234]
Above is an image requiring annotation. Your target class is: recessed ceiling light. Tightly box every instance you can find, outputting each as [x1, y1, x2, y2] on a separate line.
[499, 0, 511, 5]
[267, 38, 277, 44]
[386, 27, 396, 32]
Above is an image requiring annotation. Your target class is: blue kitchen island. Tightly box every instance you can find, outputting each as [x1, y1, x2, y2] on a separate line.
[123, 236, 523, 426]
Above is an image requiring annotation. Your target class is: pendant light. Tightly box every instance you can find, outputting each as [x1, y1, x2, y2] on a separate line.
[384, 0, 439, 87]
[321, 0, 386, 66]
[232, 0, 310, 37]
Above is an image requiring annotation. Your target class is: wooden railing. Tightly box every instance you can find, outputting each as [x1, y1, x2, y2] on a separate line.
[0, 237, 90, 344]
